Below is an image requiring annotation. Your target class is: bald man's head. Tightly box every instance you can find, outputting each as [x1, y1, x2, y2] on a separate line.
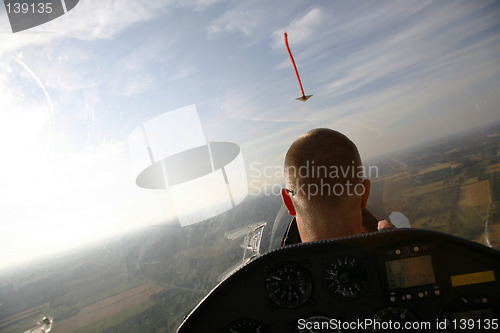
[283, 128, 369, 241]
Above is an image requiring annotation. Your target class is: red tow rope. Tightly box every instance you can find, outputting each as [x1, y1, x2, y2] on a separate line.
[284, 32, 312, 102]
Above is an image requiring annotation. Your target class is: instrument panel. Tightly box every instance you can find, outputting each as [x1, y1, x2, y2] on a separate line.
[177, 229, 500, 332]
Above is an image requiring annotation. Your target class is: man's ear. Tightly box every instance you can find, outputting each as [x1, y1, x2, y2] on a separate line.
[281, 188, 296, 216]
[361, 179, 371, 209]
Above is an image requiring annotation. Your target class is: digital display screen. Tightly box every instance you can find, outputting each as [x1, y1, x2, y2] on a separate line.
[385, 255, 435, 289]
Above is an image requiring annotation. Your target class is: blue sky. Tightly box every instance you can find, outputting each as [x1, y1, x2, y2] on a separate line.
[0, 0, 499, 269]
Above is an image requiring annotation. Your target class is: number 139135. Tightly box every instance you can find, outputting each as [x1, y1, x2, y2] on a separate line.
[452, 318, 498, 331]
[5, 2, 53, 14]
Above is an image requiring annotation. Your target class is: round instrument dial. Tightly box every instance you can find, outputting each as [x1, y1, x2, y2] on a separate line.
[324, 256, 368, 297]
[265, 261, 313, 308]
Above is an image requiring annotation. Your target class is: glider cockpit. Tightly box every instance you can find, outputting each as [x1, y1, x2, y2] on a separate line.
[177, 229, 500, 332]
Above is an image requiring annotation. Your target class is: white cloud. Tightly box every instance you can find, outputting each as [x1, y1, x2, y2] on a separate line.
[272, 7, 323, 49]
[207, 6, 259, 37]
[206, 0, 306, 40]
[178, 0, 227, 11]
[271, 7, 324, 71]
[0, 0, 171, 55]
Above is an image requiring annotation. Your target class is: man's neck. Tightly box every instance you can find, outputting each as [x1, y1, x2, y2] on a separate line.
[296, 211, 363, 242]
